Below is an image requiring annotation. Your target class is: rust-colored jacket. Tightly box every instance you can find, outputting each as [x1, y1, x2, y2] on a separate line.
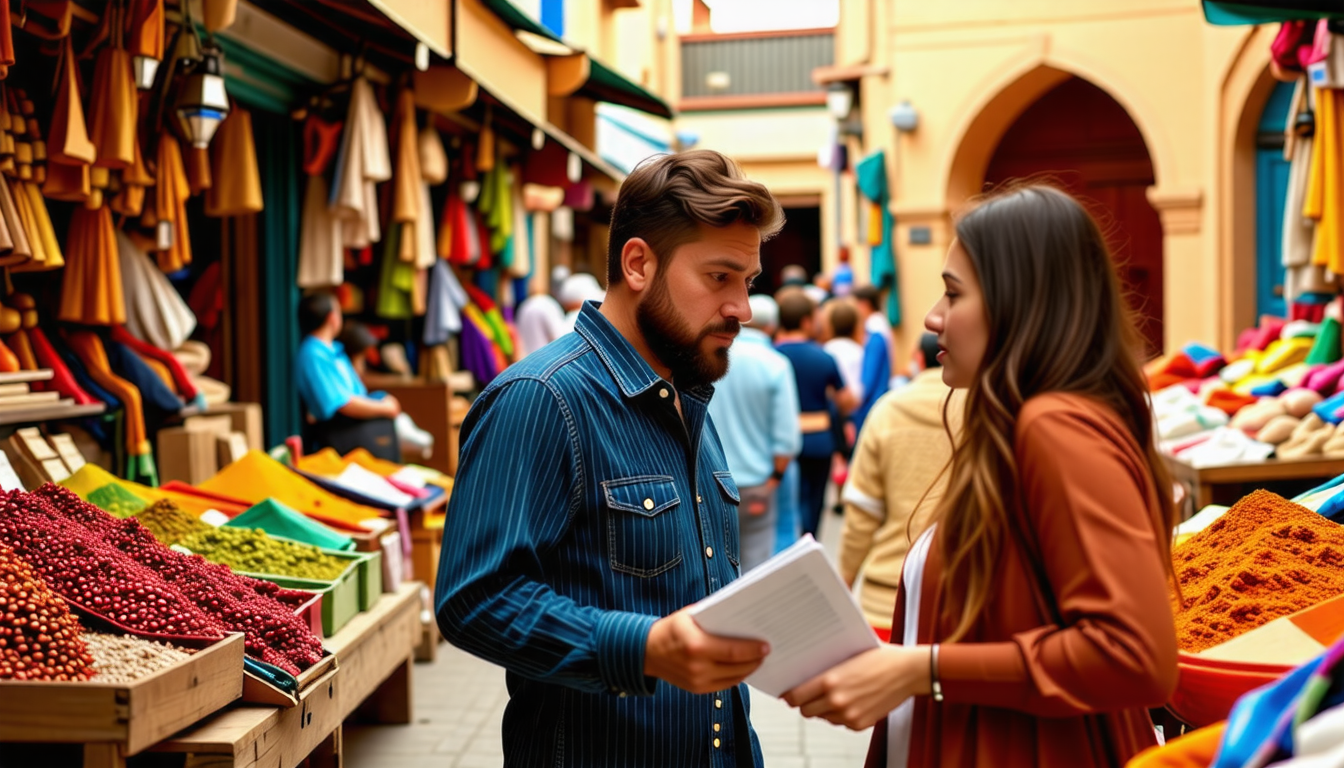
[866, 393, 1178, 768]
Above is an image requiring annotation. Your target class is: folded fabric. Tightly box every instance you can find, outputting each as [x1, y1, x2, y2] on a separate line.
[1230, 398, 1288, 431]
[1316, 390, 1344, 425]
[1147, 352, 1198, 381]
[1308, 316, 1344, 365]
[1206, 388, 1258, 416]
[1305, 359, 1344, 396]
[1159, 406, 1230, 441]
[1176, 427, 1274, 468]
[1278, 363, 1315, 389]
[1251, 379, 1290, 398]
[1281, 320, 1321, 340]
[1183, 342, 1226, 377]
[1222, 357, 1260, 385]
[1258, 337, 1315, 374]
[1247, 316, 1289, 351]
[223, 498, 354, 552]
[1258, 414, 1302, 444]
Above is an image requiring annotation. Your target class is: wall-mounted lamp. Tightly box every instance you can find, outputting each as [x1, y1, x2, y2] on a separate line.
[888, 100, 918, 133]
[176, 42, 230, 148]
[826, 81, 854, 122]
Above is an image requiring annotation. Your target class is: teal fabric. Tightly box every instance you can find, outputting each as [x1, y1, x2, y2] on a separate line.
[226, 498, 355, 551]
[1202, 1, 1344, 26]
[855, 149, 900, 323]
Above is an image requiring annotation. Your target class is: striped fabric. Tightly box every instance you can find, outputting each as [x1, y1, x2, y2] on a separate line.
[436, 301, 763, 767]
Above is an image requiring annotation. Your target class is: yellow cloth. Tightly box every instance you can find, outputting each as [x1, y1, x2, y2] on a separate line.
[88, 45, 136, 170]
[154, 133, 192, 272]
[205, 106, 263, 217]
[1304, 87, 1344, 275]
[45, 36, 95, 167]
[59, 205, 123, 323]
[198, 449, 383, 529]
[1124, 722, 1224, 768]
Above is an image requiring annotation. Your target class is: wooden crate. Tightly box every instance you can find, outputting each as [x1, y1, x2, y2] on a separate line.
[0, 632, 244, 755]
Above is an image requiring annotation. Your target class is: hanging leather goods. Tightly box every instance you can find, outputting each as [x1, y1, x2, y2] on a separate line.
[154, 131, 190, 271]
[89, 4, 137, 170]
[43, 36, 95, 201]
[111, 134, 152, 217]
[202, 0, 237, 33]
[127, 0, 164, 90]
[204, 105, 263, 216]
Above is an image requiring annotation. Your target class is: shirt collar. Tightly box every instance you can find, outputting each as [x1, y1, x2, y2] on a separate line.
[737, 327, 772, 347]
[574, 301, 715, 403]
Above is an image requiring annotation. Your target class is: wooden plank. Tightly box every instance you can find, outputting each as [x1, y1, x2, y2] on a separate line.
[126, 634, 247, 753]
[0, 402, 106, 426]
[82, 743, 126, 768]
[0, 369, 54, 384]
[0, 391, 62, 408]
[354, 657, 413, 724]
[325, 582, 421, 720]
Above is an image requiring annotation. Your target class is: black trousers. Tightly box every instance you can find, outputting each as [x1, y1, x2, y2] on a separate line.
[796, 455, 832, 539]
[303, 414, 400, 462]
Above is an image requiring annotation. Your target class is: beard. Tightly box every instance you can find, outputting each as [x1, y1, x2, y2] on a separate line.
[636, 273, 739, 390]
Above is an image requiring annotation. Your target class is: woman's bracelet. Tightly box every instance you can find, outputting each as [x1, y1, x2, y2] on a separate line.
[930, 644, 944, 702]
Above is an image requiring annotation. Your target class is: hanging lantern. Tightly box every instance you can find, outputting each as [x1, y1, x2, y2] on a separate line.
[175, 44, 229, 149]
[133, 56, 160, 90]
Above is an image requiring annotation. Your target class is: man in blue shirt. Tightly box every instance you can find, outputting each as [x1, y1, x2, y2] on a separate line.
[436, 151, 784, 767]
[294, 292, 402, 454]
[706, 295, 800, 571]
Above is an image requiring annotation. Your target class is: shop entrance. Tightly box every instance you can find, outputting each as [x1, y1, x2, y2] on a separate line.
[984, 77, 1165, 354]
[759, 204, 822, 295]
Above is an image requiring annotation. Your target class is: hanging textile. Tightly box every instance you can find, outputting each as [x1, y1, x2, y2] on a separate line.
[111, 136, 152, 217]
[117, 230, 196, 351]
[153, 132, 192, 272]
[509, 179, 531, 280]
[206, 106, 264, 216]
[460, 305, 502, 386]
[60, 205, 125, 325]
[390, 87, 422, 263]
[465, 284, 514, 359]
[65, 330, 155, 483]
[478, 164, 513, 256]
[88, 18, 136, 171]
[1285, 82, 1334, 300]
[410, 124, 441, 270]
[0, 177, 28, 266]
[0, 0, 13, 74]
[297, 115, 344, 288]
[439, 190, 473, 264]
[186, 145, 211, 195]
[856, 149, 900, 323]
[375, 227, 415, 319]
[1305, 86, 1344, 277]
[44, 36, 96, 167]
[28, 327, 96, 405]
[331, 77, 390, 249]
[424, 258, 468, 345]
[111, 326, 200, 404]
[127, 0, 164, 67]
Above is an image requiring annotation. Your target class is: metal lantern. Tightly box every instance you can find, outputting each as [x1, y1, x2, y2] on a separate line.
[176, 44, 229, 148]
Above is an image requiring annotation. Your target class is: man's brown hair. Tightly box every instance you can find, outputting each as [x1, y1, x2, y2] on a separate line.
[607, 150, 785, 286]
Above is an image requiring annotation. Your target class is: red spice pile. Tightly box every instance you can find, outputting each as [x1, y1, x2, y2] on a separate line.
[0, 542, 95, 681]
[1173, 489, 1344, 652]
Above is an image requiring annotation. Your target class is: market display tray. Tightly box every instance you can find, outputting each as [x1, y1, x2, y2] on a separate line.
[0, 632, 244, 754]
[241, 651, 339, 708]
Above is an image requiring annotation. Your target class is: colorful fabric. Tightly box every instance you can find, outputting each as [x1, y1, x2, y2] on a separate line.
[197, 449, 382, 531]
[855, 149, 899, 323]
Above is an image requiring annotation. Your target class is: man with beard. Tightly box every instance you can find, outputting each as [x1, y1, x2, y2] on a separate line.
[436, 150, 785, 767]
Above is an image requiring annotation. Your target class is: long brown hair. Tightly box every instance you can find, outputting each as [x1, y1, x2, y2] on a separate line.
[935, 183, 1176, 642]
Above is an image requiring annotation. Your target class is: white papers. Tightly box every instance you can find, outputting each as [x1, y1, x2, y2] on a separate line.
[334, 463, 416, 508]
[690, 535, 880, 697]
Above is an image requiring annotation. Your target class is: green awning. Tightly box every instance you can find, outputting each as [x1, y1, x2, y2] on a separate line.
[1203, 0, 1344, 25]
[478, 0, 674, 118]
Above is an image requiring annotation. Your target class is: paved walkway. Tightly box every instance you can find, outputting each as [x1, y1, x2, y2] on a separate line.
[345, 509, 873, 767]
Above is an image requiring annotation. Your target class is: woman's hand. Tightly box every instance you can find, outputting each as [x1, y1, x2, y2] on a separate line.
[781, 645, 932, 731]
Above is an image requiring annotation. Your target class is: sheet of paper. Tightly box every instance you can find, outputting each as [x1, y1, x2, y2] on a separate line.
[690, 536, 880, 697]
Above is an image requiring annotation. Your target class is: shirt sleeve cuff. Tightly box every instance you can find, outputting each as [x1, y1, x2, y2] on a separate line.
[937, 642, 1027, 709]
[595, 611, 659, 697]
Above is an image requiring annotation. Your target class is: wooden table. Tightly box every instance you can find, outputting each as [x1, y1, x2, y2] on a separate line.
[146, 582, 423, 768]
[1164, 454, 1344, 516]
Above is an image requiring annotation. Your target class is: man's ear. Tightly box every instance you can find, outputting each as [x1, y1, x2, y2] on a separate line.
[621, 237, 656, 293]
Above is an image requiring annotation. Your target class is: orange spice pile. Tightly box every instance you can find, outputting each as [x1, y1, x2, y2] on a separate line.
[1173, 489, 1344, 652]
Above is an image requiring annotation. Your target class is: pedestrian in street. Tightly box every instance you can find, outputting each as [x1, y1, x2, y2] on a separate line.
[707, 294, 801, 572]
[436, 149, 784, 767]
[783, 184, 1179, 768]
[850, 285, 892, 432]
[774, 289, 858, 539]
[838, 333, 962, 641]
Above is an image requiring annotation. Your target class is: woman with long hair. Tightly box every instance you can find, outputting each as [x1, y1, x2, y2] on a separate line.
[784, 184, 1179, 767]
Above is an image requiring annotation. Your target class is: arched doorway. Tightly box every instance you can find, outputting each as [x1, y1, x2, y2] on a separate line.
[984, 77, 1165, 353]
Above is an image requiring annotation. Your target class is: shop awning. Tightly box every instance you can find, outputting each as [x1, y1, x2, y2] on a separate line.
[1203, 0, 1344, 25]
[365, 0, 452, 59]
[478, 0, 675, 119]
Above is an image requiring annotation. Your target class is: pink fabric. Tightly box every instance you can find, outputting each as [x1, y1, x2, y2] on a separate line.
[1304, 359, 1344, 395]
[1248, 316, 1288, 351]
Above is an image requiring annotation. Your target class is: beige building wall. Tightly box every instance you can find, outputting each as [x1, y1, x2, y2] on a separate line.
[831, 0, 1282, 363]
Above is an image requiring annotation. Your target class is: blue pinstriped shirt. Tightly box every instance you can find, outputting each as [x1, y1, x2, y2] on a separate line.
[436, 301, 763, 767]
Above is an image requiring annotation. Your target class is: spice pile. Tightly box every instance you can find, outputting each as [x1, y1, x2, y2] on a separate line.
[1173, 489, 1344, 652]
[0, 486, 326, 674]
[0, 543, 95, 681]
[178, 527, 351, 581]
[83, 632, 193, 684]
[134, 499, 210, 544]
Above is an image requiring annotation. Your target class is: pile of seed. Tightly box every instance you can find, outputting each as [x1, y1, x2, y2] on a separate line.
[178, 527, 350, 581]
[0, 543, 95, 681]
[8, 486, 326, 674]
[83, 632, 194, 684]
[134, 500, 211, 545]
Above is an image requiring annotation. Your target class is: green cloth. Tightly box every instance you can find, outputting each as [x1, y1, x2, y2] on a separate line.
[1307, 317, 1342, 365]
[855, 149, 900, 323]
[376, 226, 415, 319]
[225, 498, 355, 551]
[478, 166, 513, 256]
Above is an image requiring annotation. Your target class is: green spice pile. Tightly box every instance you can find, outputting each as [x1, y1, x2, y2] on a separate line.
[0, 543, 95, 681]
[133, 500, 210, 545]
[178, 527, 350, 580]
[84, 632, 194, 684]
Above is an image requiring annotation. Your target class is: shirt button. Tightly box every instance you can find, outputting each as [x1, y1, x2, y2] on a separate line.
[619, 692, 627, 698]
[659, 387, 669, 398]
[697, 494, 703, 503]
[643, 498, 654, 510]
[714, 723, 721, 732]
[715, 698, 722, 709]
[714, 738, 721, 748]
[705, 547, 713, 558]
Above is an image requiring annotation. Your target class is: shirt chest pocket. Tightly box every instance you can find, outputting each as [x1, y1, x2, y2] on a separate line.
[712, 471, 742, 569]
[603, 475, 683, 578]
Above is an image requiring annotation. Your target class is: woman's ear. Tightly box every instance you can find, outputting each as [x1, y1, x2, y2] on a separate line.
[621, 237, 655, 293]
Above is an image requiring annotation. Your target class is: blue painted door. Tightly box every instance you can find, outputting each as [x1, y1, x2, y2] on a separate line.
[1255, 81, 1295, 318]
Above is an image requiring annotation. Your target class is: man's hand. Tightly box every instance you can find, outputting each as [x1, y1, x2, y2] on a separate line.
[644, 607, 769, 694]
[382, 395, 403, 418]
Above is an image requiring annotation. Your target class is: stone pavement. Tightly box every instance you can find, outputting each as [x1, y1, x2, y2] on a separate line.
[345, 509, 873, 767]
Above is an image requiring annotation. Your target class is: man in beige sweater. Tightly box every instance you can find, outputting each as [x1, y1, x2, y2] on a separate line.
[838, 334, 964, 639]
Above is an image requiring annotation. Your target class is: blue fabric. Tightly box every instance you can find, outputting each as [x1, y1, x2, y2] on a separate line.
[856, 149, 900, 323]
[1250, 379, 1288, 398]
[776, 340, 845, 458]
[435, 301, 762, 768]
[773, 460, 800, 554]
[102, 338, 186, 416]
[295, 336, 368, 422]
[1313, 390, 1344, 425]
[853, 332, 891, 431]
[1214, 653, 1328, 768]
[707, 329, 801, 487]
